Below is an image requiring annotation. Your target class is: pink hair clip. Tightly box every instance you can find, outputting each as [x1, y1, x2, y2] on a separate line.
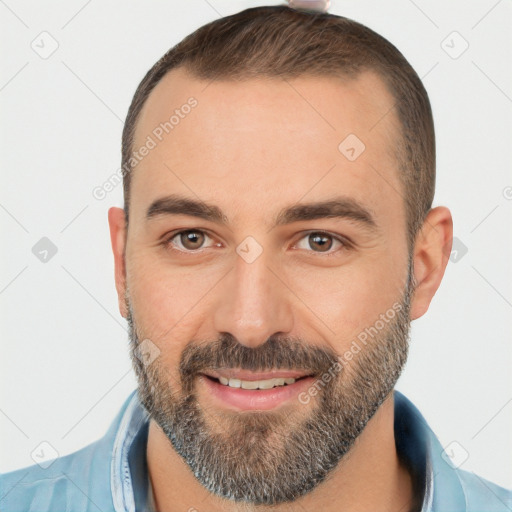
[288, 0, 330, 12]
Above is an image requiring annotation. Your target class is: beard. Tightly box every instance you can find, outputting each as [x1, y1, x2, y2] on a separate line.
[126, 266, 415, 507]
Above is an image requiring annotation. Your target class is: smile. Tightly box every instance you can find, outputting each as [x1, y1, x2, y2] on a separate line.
[199, 371, 316, 411]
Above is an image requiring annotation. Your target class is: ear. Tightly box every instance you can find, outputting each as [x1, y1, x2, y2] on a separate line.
[410, 206, 453, 320]
[108, 207, 128, 318]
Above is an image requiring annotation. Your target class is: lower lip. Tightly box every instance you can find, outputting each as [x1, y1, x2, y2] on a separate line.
[199, 374, 316, 411]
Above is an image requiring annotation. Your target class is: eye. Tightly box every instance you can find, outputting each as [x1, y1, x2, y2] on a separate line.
[294, 231, 348, 254]
[165, 229, 219, 252]
[163, 229, 350, 255]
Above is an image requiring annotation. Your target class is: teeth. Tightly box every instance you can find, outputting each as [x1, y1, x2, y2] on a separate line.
[217, 376, 297, 389]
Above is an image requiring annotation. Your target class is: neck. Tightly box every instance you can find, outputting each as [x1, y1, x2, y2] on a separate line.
[147, 393, 415, 512]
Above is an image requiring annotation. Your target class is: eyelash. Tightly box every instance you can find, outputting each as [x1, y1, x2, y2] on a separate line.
[162, 229, 352, 256]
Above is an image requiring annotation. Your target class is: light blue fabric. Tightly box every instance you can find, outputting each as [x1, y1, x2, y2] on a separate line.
[1, 389, 510, 511]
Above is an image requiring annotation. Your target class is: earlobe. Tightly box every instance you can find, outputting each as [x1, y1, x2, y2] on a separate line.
[410, 206, 453, 320]
[107, 207, 128, 318]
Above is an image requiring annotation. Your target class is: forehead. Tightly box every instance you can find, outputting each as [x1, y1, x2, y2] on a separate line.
[130, 67, 403, 227]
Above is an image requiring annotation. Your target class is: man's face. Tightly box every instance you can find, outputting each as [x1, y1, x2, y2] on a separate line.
[122, 68, 413, 504]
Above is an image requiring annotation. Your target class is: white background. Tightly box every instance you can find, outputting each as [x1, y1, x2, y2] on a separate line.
[1, 0, 511, 491]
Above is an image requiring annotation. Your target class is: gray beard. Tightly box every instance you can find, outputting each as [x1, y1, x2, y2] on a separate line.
[126, 268, 414, 506]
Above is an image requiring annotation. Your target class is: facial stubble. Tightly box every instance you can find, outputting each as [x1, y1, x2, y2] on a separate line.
[126, 273, 413, 506]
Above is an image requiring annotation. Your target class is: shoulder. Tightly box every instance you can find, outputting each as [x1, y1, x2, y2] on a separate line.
[0, 439, 115, 512]
[392, 391, 512, 512]
[455, 469, 512, 512]
[0, 391, 138, 512]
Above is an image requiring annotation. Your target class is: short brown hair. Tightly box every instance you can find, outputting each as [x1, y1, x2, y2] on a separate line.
[122, 5, 435, 249]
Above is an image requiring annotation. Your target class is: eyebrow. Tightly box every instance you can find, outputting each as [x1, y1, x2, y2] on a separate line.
[146, 194, 378, 231]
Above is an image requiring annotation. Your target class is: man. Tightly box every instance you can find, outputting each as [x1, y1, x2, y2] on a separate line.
[1, 4, 510, 512]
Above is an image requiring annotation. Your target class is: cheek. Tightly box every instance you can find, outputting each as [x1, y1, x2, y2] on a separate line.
[125, 252, 225, 342]
[282, 252, 407, 345]
[125, 267, 205, 378]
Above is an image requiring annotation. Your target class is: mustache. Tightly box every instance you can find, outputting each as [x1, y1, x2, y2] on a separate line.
[179, 333, 340, 383]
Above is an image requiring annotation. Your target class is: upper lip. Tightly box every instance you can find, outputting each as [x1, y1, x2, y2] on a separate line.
[201, 369, 313, 381]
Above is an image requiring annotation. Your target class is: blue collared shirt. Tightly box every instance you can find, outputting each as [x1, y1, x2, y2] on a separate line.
[1, 389, 511, 511]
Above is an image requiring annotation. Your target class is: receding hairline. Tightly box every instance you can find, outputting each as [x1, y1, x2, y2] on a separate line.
[130, 64, 403, 170]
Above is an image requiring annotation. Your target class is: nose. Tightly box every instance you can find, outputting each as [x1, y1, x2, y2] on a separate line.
[213, 247, 294, 349]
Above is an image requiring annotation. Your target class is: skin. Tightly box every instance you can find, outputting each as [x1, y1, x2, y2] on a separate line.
[108, 67, 452, 511]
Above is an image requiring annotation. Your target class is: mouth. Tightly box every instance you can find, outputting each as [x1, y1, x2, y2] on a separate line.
[199, 370, 317, 411]
[202, 373, 310, 390]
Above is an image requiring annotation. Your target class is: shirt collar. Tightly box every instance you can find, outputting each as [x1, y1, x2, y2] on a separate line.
[111, 389, 462, 512]
[393, 390, 467, 511]
[111, 391, 152, 512]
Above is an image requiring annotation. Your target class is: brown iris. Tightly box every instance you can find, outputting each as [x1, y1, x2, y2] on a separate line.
[308, 233, 333, 252]
[179, 230, 205, 250]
